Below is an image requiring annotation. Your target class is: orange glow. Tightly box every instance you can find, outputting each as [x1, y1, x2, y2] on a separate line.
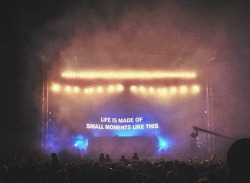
[97, 86, 104, 93]
[139, 86, 146, 93]
[180, 85, 188, 93]
[170, 87, 177, 94]
[192, 85, 200, 93]
[51, 83, 201, 96]
[52, 83, 61, 92]
[148, 87, 155, 93]
[88, 87, 94, 93]
[157, 88, 162, 93]
[73, 87, 80, 93]
[65, 86, 71, 92]
[61, 71, 196, 80]
[107, 85, 115, 93]
[130, 86, 137, 92]
[84, 88, 89, 94]
[161, 88, 167, 94]
[116, 84, 124, 92]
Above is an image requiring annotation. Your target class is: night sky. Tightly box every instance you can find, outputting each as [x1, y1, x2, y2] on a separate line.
[0, 1, 249, 157]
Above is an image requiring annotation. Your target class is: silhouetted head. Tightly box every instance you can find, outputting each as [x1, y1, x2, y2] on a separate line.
[197, 177, 210, 183]
[51, 153, 58, 160]
[227, 138, 250, 177]
[166, 171, 177, 180]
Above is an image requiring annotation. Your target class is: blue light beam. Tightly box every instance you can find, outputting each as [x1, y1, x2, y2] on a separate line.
[158, 136, 170, 152]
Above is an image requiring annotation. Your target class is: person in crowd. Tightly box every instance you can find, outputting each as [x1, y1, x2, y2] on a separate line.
[99, 153, 105, 164]
[119, 155, 128, 164]
[132, 152, 140, 163]
[227, 138, 250, 182]
[105, 154, 112, 163]
[197, 177, 210, 183]
[0, 147, 242, 183]
[51, 152, 60, 170]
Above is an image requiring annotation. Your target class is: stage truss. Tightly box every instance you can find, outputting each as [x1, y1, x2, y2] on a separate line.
[41, 70, 214, 155]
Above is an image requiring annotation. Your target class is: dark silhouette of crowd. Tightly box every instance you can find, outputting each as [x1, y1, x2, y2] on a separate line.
[0, 139, 249, 183]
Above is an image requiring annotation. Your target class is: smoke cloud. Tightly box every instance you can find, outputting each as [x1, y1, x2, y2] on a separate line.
[25, 1, 249, 157]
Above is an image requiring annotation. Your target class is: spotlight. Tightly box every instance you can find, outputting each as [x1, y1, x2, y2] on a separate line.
[190, 132, 197, 138]
[116, 84, 124, 92]
[139, 86, 146, 93]
[73, 87, 80, 93]
[107, 85, 115, 93]
[130, 86, 137, 93]
[97, 86, 104, 93]
[161, 88, 167, 94]
[148, 87, 155, 93]
[52, 84, 61, 92]
[61, 71, 197, 79]
[74, 139, 88, 150]
[191, 127, 198, 138]
[169, 87, 177, 94]
[158, 136, 170, 151]
[180, 85, 188, 94]
[65, 86, 71, 92]
[192, 85, 200, 93]
[88, 87, 94, 93]
[157, 88, 162, 93]
[84, 88, 89, 94]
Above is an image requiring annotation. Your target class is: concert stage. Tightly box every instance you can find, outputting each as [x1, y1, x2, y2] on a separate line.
[43, 71, 206, 157]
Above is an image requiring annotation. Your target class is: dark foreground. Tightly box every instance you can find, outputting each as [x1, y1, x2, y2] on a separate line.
[0, 153, 247, 183]
[1, 138, 250, 183]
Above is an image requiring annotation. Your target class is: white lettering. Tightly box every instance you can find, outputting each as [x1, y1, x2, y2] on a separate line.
[118, 118, 134, 123]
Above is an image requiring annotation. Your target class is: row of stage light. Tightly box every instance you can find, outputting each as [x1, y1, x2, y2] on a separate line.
[52, 84, 124, 94]
[51, 83, 200, 95]
[130, 85, 200, 94]
[61, 71, 196, 79]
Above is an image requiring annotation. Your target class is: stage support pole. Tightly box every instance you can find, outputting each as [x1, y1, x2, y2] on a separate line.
[41, 56, 49, 149]
[205, 58, 215, 154]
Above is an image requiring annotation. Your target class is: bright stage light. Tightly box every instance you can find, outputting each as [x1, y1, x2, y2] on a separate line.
[157, 88, 162, 93]
[61, 71, 197, 80]
[139, 86, 146, 93]
[51, 83, 61, 92]
[74, 139, 88, 150]
[88, 87, 94, 93]
[158, 136, 170, 151]
[73, 87, 80, 93]
[84, 87, 94, 94]
[84, 88, 89, 94]
[97, 86, 104, 93]
[170, 87, 177, 94]
[180, 85, 188, 94]
[156, 87, 167, 94]
[192, 85, 200, 93]
[116, 84, 124, 92]
[52, 83, 201, 96]
[148, 87, 155, 93]
[130, 86, 137, 92]
[107, 85, 115, 93]
[161, 88, 167, 94]
[65, 86, 71, 92]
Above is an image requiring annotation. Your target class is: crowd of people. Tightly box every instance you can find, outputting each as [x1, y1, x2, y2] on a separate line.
[0, 138, 249, 183]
